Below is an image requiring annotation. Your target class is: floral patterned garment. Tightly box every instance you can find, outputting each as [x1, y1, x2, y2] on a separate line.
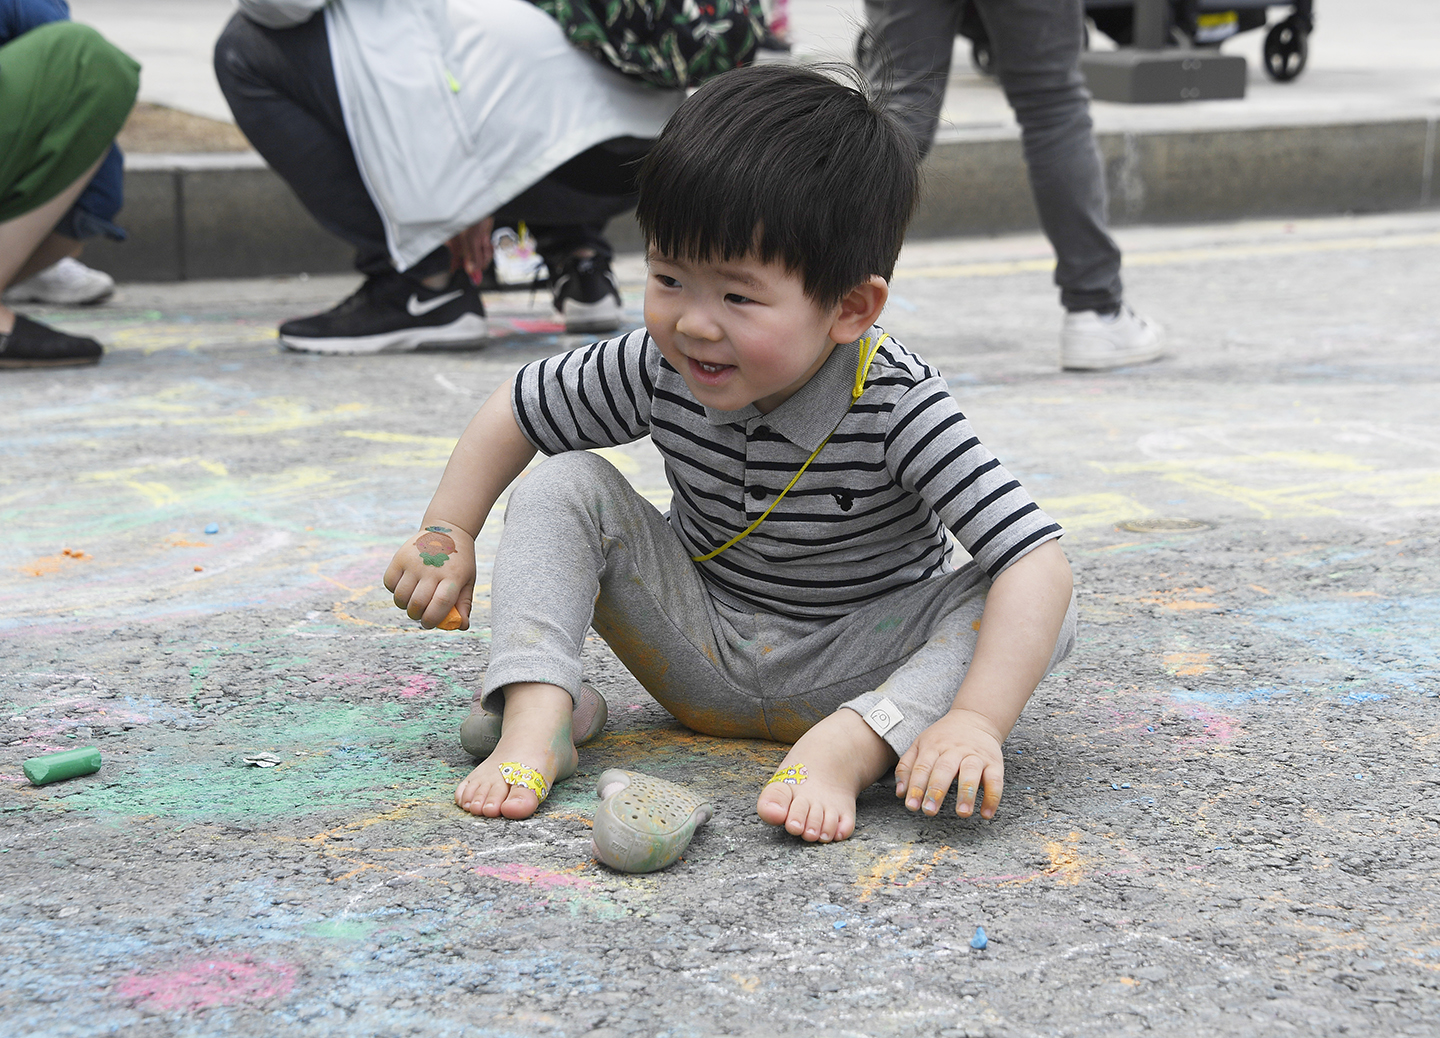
[531, 0, 766, 89]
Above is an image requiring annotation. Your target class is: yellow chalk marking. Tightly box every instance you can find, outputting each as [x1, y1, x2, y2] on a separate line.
[894, 231, 1440, 280]
[1038, 492, 1153, 532]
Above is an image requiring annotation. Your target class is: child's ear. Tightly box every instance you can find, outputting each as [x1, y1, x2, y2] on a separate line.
[828, 276, 890, 344]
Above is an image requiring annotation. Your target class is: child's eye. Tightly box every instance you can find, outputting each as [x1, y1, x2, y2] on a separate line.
[654, 274, 680, 288]
[725, 293, 753, 305]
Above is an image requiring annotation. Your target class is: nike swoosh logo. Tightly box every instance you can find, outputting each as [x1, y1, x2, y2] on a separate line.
[407, 290, 463, 317]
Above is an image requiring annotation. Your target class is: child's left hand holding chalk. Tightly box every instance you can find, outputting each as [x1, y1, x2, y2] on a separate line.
[383, 522, 477, 630]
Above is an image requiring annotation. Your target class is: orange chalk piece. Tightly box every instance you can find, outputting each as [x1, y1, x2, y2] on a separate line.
[194, 566, 204, 572]
[438, 607, 464, 630]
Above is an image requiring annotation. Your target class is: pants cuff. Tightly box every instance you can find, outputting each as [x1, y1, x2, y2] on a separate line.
[478, 655, 584, 715]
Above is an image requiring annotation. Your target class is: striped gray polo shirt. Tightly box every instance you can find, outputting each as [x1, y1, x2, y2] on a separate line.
[512, 327, 1062, 621]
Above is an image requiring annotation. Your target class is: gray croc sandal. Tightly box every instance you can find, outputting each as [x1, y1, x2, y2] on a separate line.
[458, 682, 608, 759]
[592, 769, 713, 874]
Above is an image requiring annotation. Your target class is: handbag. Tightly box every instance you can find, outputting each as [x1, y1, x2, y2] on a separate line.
[530, 0, 766, 89]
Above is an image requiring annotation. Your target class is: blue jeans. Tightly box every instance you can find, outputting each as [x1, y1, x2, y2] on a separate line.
[860, 0, 1123, 313]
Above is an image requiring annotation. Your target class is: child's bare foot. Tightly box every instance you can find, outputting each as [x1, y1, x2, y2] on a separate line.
[455, 683, 577, 819]
[755, 709, 898, 843]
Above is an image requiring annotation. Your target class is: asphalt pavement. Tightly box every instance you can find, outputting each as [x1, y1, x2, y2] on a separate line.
[2, 211, 1438, 1037]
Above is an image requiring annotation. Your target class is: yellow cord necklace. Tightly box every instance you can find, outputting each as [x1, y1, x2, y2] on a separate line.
[691, 332, 889, 563]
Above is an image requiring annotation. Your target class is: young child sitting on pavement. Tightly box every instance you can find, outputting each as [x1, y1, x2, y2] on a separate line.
[384, 63, 1077, 844]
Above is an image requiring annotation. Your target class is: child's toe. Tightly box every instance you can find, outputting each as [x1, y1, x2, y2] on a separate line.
[498, 785, 540, 820]
[755, 780, 794, 826]
[802, 800, 828, 841]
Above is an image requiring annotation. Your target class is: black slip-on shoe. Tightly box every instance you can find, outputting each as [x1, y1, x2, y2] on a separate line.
[278, 269, 487, 354]
[0, 314, 103, 368]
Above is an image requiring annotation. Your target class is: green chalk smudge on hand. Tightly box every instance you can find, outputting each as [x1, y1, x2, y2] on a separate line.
[24, 746, 101, 786]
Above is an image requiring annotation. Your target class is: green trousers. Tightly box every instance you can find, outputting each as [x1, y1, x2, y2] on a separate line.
[0, 21, 139, 223]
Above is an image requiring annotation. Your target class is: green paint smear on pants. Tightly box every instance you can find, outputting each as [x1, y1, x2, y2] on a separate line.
[55, 701, 460, 821]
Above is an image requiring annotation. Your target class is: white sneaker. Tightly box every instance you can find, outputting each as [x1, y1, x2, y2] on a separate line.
[4, 257, 115, 305]
[1061, 305, 1162, 371]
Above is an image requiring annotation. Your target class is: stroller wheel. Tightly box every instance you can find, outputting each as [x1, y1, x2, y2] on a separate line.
[1263, 17, 1308, 82]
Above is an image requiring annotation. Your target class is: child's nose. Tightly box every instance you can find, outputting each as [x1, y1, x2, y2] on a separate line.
[675, 306, 723, 341]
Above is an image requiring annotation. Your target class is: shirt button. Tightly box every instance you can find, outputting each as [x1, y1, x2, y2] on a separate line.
[749, 486, 767, 500]
[753, 425, 770, 436]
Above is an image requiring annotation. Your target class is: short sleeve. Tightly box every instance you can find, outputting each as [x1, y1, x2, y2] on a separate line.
[885, 377, 1063, 577]
[510, 329, 659, 454]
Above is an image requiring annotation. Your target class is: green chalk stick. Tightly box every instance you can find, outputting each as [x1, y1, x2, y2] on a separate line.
[23, 746, 101, 786]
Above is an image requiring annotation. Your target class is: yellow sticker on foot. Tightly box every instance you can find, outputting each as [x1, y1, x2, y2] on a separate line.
[767, 764, 807, 786]
[497, 762, 549, 803]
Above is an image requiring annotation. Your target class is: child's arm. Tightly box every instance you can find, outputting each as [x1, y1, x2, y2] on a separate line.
[383, 378, 536, 629]
[895, 539, 1073, 819]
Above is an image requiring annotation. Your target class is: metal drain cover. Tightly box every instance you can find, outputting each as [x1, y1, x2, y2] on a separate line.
[1116, 517, 1214, 533]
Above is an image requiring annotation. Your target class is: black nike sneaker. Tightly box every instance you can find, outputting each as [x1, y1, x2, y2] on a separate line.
[278, 269, 487, 354]
[551, 253, 623, 334]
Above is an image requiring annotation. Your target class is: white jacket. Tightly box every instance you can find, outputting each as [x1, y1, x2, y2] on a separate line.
[237, 0, 681, 268]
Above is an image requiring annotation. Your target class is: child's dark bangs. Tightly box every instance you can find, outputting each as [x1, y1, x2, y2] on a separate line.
[637, 64, 919, 308]
[638, 89, 804, 275]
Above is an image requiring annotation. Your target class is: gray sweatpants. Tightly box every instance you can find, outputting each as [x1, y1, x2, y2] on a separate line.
[860, 0, 1123, 313]
[479, 453, 1076, 755]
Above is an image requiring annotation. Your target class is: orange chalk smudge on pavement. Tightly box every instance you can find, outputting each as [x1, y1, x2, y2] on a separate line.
[1164, 651, 1214, 677]
[473, 863, 594, 890]
[1043, 831, 1086, 885]
[19, 550, 94, 577]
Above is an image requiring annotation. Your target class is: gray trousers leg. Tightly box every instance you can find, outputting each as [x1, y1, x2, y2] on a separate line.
[860, 0, 1123, 312]
[482, 453, 1077, 756]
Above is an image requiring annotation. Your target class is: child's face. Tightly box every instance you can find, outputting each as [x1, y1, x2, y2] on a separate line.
[644, 251, 840, 415]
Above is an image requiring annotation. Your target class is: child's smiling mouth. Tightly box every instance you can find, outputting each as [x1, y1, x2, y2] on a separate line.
[688, 357, 735, 384]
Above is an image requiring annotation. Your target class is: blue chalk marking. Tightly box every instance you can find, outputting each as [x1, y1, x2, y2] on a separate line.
[204, 523, 220, 534]
[970, 926, 988, 950]
[833, 921, 847, 930]
[1354, 773, 1365, 780]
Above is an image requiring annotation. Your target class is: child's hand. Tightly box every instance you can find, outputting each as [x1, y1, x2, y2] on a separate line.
[383, 522, 477, 629]
[894, 708, 1007, 819]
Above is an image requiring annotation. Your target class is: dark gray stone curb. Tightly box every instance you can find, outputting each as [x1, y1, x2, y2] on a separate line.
[85, 116, 1439, 283]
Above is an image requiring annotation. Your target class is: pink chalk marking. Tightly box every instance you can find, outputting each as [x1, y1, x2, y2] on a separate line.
[315, 672, 440, 698]
[508, 318, 567, 334]
[1176, 704, 1239, 747]
[473, 863, 594, 890]
[396, 675, 438, 699]
[115, 959, 297, 1012]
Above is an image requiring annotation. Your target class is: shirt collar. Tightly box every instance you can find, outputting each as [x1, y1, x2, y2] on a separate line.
[701, 332, 872, 451]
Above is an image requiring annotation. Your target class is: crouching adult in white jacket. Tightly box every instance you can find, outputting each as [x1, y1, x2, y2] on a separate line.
[215, 0, 681, 353]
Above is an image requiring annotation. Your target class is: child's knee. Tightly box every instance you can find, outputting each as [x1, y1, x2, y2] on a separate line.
[504, 451, 627, 517]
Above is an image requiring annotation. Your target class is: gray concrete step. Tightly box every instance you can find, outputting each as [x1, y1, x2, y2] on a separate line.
[83, 116, 1440, 283]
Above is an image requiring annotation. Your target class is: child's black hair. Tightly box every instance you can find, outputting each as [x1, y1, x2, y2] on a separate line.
[635, 63, 919, 310]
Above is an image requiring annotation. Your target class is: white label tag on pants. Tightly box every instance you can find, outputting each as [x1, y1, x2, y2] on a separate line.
[863, 697, 904, 738]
